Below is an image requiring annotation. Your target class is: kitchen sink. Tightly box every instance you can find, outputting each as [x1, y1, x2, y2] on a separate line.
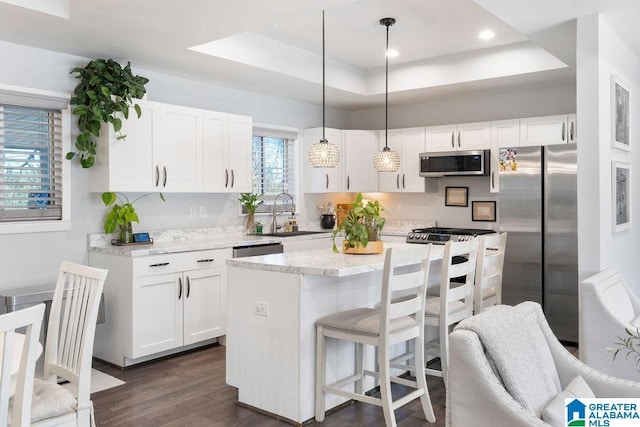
[260, 230, 329, 237]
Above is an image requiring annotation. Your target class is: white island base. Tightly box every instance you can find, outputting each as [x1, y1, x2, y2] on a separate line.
[225, 245, 443, 424]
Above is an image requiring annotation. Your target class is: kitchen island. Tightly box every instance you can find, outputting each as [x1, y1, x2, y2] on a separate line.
[225, 243, 443, 424]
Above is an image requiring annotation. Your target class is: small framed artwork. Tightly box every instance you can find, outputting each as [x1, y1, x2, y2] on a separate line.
[472, 201, 496, 222]
[612, 161, 631, 233]
[611, 75, 631, 151]
[445, 187, 468, 207]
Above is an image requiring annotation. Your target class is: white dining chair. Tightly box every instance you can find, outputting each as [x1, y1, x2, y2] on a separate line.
[473, 232, 507, 314]
[0, 304, 45, 427]
[30, 261, 107, 427]
[424, 238, 478, 384]
[315, 245, 435, 427]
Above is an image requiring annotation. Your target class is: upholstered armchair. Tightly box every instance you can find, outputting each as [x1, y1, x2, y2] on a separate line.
[447, 302, 640, 427]
[580, 268, 640, 381]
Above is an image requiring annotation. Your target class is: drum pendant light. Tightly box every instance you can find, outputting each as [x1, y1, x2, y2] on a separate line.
[373, 17, 400, 172]
[308, 10, 340, 168]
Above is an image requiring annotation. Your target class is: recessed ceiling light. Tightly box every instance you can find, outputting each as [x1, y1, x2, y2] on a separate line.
[386, 49, 399, 57]
[478, 30, 495, 40]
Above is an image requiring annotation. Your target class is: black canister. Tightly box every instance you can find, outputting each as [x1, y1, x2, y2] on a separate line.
[320, 214, 336, 229]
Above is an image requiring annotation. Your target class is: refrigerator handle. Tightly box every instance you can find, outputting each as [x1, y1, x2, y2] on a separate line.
[561, 122, 566, 142]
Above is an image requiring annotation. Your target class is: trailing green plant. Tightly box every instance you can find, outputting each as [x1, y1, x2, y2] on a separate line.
[238, 192, 263, 214]
[102, 192, 164, 238]
[608, 326, 640, 369]
[332, 193, 386, 253]
[67, 59, 149, 168]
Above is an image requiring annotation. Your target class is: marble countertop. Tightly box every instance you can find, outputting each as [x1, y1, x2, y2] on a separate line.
[87, 220, 436, 258]
[226, 243, 444, 277]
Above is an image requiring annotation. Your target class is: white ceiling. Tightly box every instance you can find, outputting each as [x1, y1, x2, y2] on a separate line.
[0, 0, 638, 110]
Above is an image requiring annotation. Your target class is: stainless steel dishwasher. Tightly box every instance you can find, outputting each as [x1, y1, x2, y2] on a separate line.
[232, 242, 284, 258]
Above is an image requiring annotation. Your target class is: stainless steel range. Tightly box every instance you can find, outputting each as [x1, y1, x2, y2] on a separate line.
[406, 227, 495, 244]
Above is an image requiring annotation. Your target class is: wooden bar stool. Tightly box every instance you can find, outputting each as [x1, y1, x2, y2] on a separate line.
[315, 245, 435, 427]
[473, 232, 507, 313]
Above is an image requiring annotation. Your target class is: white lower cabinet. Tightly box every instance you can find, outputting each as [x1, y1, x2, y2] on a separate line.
[91, 248, 230, 367]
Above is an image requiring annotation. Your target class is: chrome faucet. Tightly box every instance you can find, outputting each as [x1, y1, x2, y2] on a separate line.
[272, 192, 295, 234]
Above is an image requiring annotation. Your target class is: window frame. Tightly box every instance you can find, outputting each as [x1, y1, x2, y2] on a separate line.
[247, 123, 299, 216]
[0, 83, 71, 234]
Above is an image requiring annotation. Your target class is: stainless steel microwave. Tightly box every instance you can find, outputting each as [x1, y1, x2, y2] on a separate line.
[419, 150, 490, 177]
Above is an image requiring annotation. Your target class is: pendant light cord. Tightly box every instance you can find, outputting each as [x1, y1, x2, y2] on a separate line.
[322, 10, 326, 142]
[385, 20, 389, 149]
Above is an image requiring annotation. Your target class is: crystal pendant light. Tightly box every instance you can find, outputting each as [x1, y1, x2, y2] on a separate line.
[373, 17, 400, 173]
[308, 10, 340, 168]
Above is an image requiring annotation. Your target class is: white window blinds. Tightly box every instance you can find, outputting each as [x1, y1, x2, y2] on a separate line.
[250, 126, 297, 214]
[0, 104, 64, 221]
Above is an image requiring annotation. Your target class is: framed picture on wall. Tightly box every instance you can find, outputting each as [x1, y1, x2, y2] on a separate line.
[612, 161, 631, 233]
[445, 187, 468, 207]
[472, 201, 496, 222]
[611, 75, 631, 151]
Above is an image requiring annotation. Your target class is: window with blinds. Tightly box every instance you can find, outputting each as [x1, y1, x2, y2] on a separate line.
[250, 134, 296, 214]
[0, 104, 63, 222]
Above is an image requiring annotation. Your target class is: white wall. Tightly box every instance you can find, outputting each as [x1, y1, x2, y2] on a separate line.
[576, 15, 640, 292]
[347, 84, 576, 129]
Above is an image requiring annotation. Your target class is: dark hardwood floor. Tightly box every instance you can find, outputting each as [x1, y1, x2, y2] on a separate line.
[92, 344, 447, 427]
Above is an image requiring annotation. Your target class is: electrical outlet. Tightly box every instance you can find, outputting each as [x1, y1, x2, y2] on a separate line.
[397, 203, 404, 213]
[189, 206, 197, 218]
[253, 301, 269, 317]
[199, 206, 207, 218]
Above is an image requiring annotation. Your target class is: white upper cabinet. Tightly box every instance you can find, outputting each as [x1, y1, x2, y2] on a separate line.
[489, 119, 520, 193]
[378, 127, 426, 193]
[426, 121, 490, 152]
[204, 112, 252, 193]
[519, 114, 576, 146]
[158, 104, 203, 192]
[344, 130, 378, 193]
[89, 100, 252, 194]
[89, 99, 159, 192]
[302, 127, 345, 193]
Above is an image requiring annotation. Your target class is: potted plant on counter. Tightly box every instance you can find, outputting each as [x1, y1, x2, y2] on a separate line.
[102, 192, 164, 244]
[332, 193, 386, 254]
[239, 192, 263, 235]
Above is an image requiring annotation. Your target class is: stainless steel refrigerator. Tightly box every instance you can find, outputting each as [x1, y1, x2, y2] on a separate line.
[498, 143, 578, 343]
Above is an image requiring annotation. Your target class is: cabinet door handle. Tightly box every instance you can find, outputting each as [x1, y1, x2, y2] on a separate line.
[402, 174, 405, 189]
[155, 166, 160, 187]
[561, 122, 566, 141]
[178, 277, 183, 300]
[231, 169, 235, 188]
[396, 174, 400, 189]
[163, 166, 167, 187]
[197, 258, 215, 263]
[186, 276, 191, 298]
[149, 262, 169, 267]
[451, 131, 455, 148]
[325, 174, 329, 190]
[225, 169, 229, 188]
[491, 172, 495, 189]
[347, 175, 350, 191]
[570, 121, 575, 141]
[458, 130, 461, 148]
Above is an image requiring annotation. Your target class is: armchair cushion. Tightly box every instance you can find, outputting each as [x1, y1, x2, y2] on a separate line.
[541, 376, 595, 426]
[455, 305, 559, 416]
[600, 280, 636, 323]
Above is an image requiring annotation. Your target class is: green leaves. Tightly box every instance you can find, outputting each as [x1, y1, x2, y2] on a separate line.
[239, 193, 263, 214]
[331, 193, 386, 253]
[67, 59, 149, 168]
[608, 326, 640, 368]
[101, 191, 164, 235]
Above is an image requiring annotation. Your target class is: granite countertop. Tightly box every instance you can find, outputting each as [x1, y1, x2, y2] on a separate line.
[87, 220, 436, 258]
[226, 243, 444, 277]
